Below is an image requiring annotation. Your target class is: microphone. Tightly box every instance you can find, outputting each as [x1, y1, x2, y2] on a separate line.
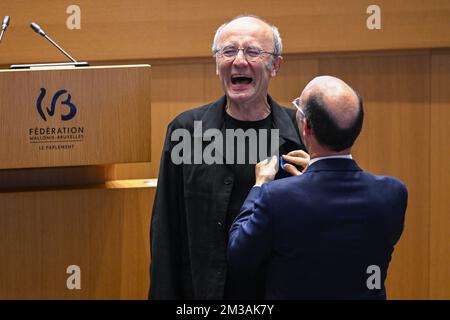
[30, 22, 77, 63]
[0, 16, 10, 43]
[9, 21, 88, 69]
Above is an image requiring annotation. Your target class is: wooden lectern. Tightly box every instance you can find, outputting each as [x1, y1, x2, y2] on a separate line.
[0, 65, 153, 299]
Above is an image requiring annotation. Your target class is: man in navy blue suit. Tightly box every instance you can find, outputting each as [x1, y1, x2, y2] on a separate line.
[228, 76, 408, 299]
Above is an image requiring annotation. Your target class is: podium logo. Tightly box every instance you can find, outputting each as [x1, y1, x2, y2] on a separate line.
[36, 88, 77, 121]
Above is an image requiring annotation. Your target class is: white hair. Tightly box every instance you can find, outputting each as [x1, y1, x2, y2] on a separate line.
[211, 15, 283, 57]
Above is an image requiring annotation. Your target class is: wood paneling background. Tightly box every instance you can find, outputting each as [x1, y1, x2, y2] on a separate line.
[0, 186, 154, 299]
[430, 52, 450, 299]
[0, 1, 449, 63]
[0, 0, 449, 299]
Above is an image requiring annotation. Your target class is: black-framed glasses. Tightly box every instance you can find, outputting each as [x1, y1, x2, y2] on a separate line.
[292, 98, 306, 118]
[215, 45, 275, 62]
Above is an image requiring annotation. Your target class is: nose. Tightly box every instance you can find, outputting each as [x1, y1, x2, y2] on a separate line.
[233, 49, 248, 65]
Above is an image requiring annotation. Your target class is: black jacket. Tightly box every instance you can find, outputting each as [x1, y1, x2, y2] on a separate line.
[149, 95, 304, 299]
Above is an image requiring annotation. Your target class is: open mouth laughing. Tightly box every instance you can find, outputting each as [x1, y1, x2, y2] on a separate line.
[231, 74, 253, 85]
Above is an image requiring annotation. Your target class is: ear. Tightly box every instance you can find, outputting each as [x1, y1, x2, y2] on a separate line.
[270, 55, 283, 77]
[215, 58, 219, 75]
[303, 118, 312, 135]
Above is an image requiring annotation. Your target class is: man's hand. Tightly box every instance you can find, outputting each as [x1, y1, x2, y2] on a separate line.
[255, 155, 278, 186]
[282, 150, 310, 176]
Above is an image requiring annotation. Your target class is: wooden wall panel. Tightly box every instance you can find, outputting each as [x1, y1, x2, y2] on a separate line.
[430, 52, 450, 299]
[318, 53, 431, 299]
[0, 1, 449, 64]
[203, 61, 226, 102]
[0, 186, 154, 299]
[269, 57, 319, 107]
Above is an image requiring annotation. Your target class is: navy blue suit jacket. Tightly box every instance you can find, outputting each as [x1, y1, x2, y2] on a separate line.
[228, 159, 407, 299]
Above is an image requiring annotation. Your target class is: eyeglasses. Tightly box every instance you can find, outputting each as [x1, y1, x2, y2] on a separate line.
[215, 46, 276, 62]
[292, 98, 306, 118]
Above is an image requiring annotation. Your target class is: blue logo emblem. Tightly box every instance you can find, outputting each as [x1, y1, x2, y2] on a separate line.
[36, 88, 77, 121]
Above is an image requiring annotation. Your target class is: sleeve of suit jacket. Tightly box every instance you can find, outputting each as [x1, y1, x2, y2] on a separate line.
[228, 184, 273, 270]
[148, 120, 187, 299]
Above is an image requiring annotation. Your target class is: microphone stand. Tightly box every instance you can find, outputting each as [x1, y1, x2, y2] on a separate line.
[10, 22, 88, 69]
[0, 16, 10, 43]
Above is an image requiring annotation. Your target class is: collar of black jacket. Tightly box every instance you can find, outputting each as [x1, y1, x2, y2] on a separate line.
[196, 95, 302, 148]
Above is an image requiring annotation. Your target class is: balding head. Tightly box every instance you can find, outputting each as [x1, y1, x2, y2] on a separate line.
[302, 76, 360, 129]
[211, 15, 283, 57]
[297, 76, 364, 152]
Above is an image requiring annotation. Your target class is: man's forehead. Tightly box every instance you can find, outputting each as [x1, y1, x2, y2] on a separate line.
[225, 17, 269, 29]
[219, 17, 273, 42]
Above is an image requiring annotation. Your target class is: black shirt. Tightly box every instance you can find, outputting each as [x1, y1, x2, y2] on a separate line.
[223, 112, 274, 299]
